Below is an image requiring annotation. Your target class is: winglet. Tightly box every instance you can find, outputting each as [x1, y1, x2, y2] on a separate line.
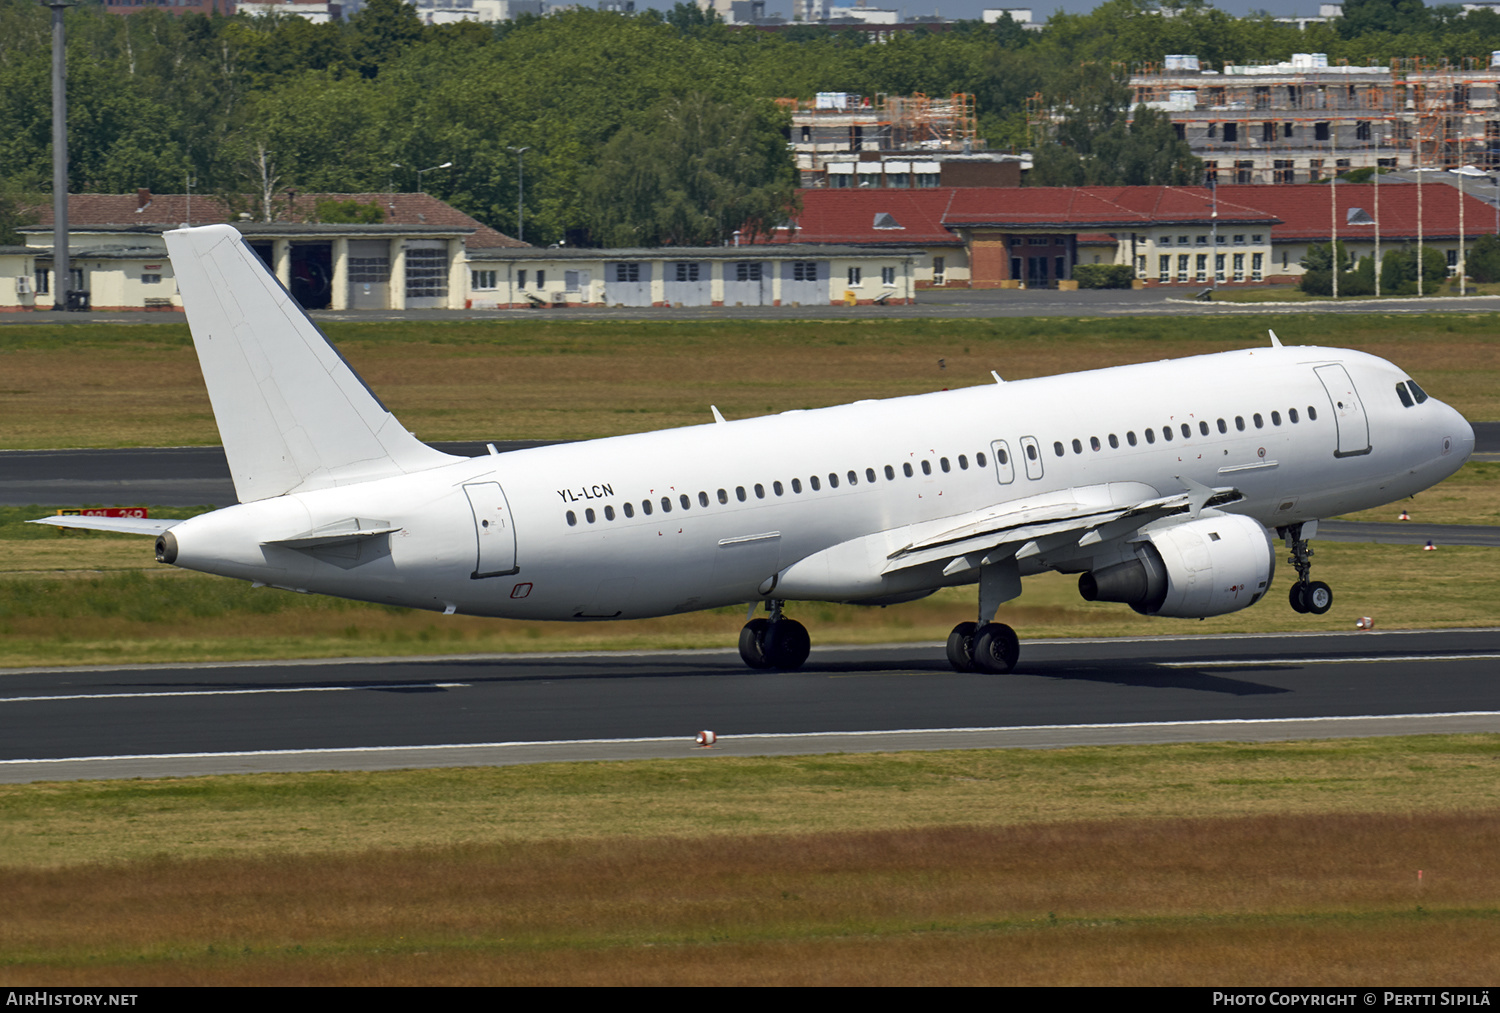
[164, 225, 459, 503]
[1269, 329, 1283, 348]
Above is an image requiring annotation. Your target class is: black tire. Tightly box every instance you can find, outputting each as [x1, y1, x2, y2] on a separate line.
[738, 617, 771, 669]
[1305, 580, 1333, 615]
[1288, 583, 1308, 614]
[946, 622, 978, 672]
[971, 622, 1020, 674]
[764, 619, 811, 670]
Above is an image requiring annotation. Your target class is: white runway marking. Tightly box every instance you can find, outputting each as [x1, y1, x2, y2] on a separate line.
[1161, 654, 1500, 668]
[0, 683, 469, 704]
[4, 711, 1497, 766]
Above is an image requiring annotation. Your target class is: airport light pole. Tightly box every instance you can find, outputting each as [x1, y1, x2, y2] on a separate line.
[45, 0, 73, 311]
[416, 161, 452, 193]
[508, 146, 530, 243]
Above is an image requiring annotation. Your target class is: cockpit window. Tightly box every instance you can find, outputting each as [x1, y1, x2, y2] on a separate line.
[1407, 380, 1430, 404]
[1395, 382, 1414, 408]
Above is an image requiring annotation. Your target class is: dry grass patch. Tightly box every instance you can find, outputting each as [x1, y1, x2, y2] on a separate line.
[2, 812, 1497, 985]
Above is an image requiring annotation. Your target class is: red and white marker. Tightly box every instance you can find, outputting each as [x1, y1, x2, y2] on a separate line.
[695, 730, 717, 748]
[1399, 510, 1410, 521]
[1424, 540, 1437, 551]
[1356, 617, 1374, 630]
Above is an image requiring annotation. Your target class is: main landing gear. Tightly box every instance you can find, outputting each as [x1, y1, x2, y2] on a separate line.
[946, 620, 1019, 673]
[738, 600, 811, 670]
[1282, 521, 1333, 615]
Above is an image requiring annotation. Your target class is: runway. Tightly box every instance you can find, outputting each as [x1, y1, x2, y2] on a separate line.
[2, 629, 1497, 783]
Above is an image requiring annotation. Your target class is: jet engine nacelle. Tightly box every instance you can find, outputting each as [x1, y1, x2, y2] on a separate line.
[1078, 514, 1275, 618]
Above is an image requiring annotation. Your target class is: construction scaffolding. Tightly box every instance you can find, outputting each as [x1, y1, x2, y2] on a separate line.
[782, 92, 981, 185]
[1027, 54, 1500, 184]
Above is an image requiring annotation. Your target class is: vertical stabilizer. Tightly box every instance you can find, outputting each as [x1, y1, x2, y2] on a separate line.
[165, 224, 460, 503]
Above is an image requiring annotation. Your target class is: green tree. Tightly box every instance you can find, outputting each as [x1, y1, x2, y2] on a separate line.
[1463, 233, 1500, 283]
[582, 93, 796, 247]
[351, 0, 423, 77]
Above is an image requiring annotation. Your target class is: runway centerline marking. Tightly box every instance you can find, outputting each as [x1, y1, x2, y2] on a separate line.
[0, 683, 470, 704]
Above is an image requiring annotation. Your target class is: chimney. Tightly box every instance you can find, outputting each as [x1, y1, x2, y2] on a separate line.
[136, 188, 151, 210]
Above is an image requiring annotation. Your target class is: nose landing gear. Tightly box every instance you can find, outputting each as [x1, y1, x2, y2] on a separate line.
[1282, 522, 1333, 615]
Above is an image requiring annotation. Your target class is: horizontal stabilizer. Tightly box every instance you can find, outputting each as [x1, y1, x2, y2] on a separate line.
[164, 225, 460, 503]
[28, 516, 180, 536]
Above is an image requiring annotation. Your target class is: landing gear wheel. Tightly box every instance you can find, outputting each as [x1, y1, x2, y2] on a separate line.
[738, 617, 771, 669]
[1304, 580, 1333, 615]
[946, 621, 978, 673]
[1288, 583, 1309, 614]
[764, 619, 811, 670]
[971, 622, 1020, 674]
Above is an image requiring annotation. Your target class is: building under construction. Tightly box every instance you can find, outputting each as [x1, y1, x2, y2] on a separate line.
[1099, 54, 1500, 185]
[782, 92, 1023, 188]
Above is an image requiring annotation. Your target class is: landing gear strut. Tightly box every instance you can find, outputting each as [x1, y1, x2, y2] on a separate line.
[1282, 522, 1333, 616]
[738, 600, 811, 670]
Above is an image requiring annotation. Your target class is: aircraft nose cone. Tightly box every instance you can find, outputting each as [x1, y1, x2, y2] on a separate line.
[1449, 409, 1476, 463]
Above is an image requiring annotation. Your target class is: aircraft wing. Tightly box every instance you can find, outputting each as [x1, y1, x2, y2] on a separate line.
[880, 482, 1243, 578]
[28, 516, 181, 536]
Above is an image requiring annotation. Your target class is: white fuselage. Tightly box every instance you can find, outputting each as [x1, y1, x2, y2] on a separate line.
[164, 345, 1474, 621]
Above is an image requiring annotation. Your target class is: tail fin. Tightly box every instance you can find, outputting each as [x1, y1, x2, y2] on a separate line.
[165, 224, 460, 503]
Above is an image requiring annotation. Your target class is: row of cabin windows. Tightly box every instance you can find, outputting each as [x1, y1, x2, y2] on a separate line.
[565, 450, 993, 527]
[1052, 405, 1319, 457]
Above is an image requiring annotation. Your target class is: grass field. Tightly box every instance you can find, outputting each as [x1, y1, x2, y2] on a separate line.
[2, 739, 1498, 985]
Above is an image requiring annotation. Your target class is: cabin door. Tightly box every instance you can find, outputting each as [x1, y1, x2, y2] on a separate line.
[464, 482, 519, 578]
[1313, 364, 1371, 458]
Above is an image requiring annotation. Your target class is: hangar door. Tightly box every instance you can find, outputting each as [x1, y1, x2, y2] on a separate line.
[781, 259, 828, 305]
[604, 262, 652, 306]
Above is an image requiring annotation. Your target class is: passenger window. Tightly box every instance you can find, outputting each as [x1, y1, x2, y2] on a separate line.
[847, 471, 858, 486]
[1253, 413, 1264, 429]
[1127, 431, 1137, 446]
[1163, 426, 1173, 442]
[827, 473, 838, 488]
[792, 478, 802, 493]
[921, 460, 932, 475]
[1072, 439, 1083, 454]
[1271, 411, 1282, 425]
[976, 452, 987, 468]
[1218, 419, 1227, 433]
[1089, 436, 1100, 451]
[754, 484, 765, 499]
[1236, 416, 1246, 431]
[604, 505, 615, 521]
[1289, 408, 1299, 423]
[1054, 441, 1065, 457]
[1308, 406, 1318, 420]
[661, 497, 671, 513]
[903, 463, 913, 477]
[680, 494, 691, 510]
[773, 481, 784, 496]
[566, 510, 577, 526]
[623, 502, 634, 518]
[884, 465, 895, 480]
[1181, 424, 1191, 439]
[1026, 444, 1037, 460]
[737, 486, 747, 501]
[866, 468, 876, 482]
[810, 476, 821, 491]
[586, 508, 596, 523]
[957, 456, 968, 471]
[1145, 429, 1156, 444]
[940, 457, 950, 472]
[1199, 421, 1209, 436]
[643, 500, 653, 515]
[1108, 434, 1119, 449]
[998, 447, 1009, 465]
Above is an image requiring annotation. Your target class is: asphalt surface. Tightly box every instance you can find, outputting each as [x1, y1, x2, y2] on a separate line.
[2, 426, 1496, 509]
[1, 629, 1496, 783]
[7, 287, 1500, 323]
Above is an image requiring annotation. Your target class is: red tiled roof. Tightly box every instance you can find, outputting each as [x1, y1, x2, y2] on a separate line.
[754, 188, 966, 246]
[941, 186, 1277, 228]
[29, 191, 526, 251]
[1214, 183, 1495, 241]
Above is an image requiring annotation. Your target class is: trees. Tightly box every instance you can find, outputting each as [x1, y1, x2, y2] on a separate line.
[581, 93, 796, 248]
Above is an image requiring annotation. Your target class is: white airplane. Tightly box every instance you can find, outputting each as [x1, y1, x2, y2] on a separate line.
[35, 225, 1476, 673]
